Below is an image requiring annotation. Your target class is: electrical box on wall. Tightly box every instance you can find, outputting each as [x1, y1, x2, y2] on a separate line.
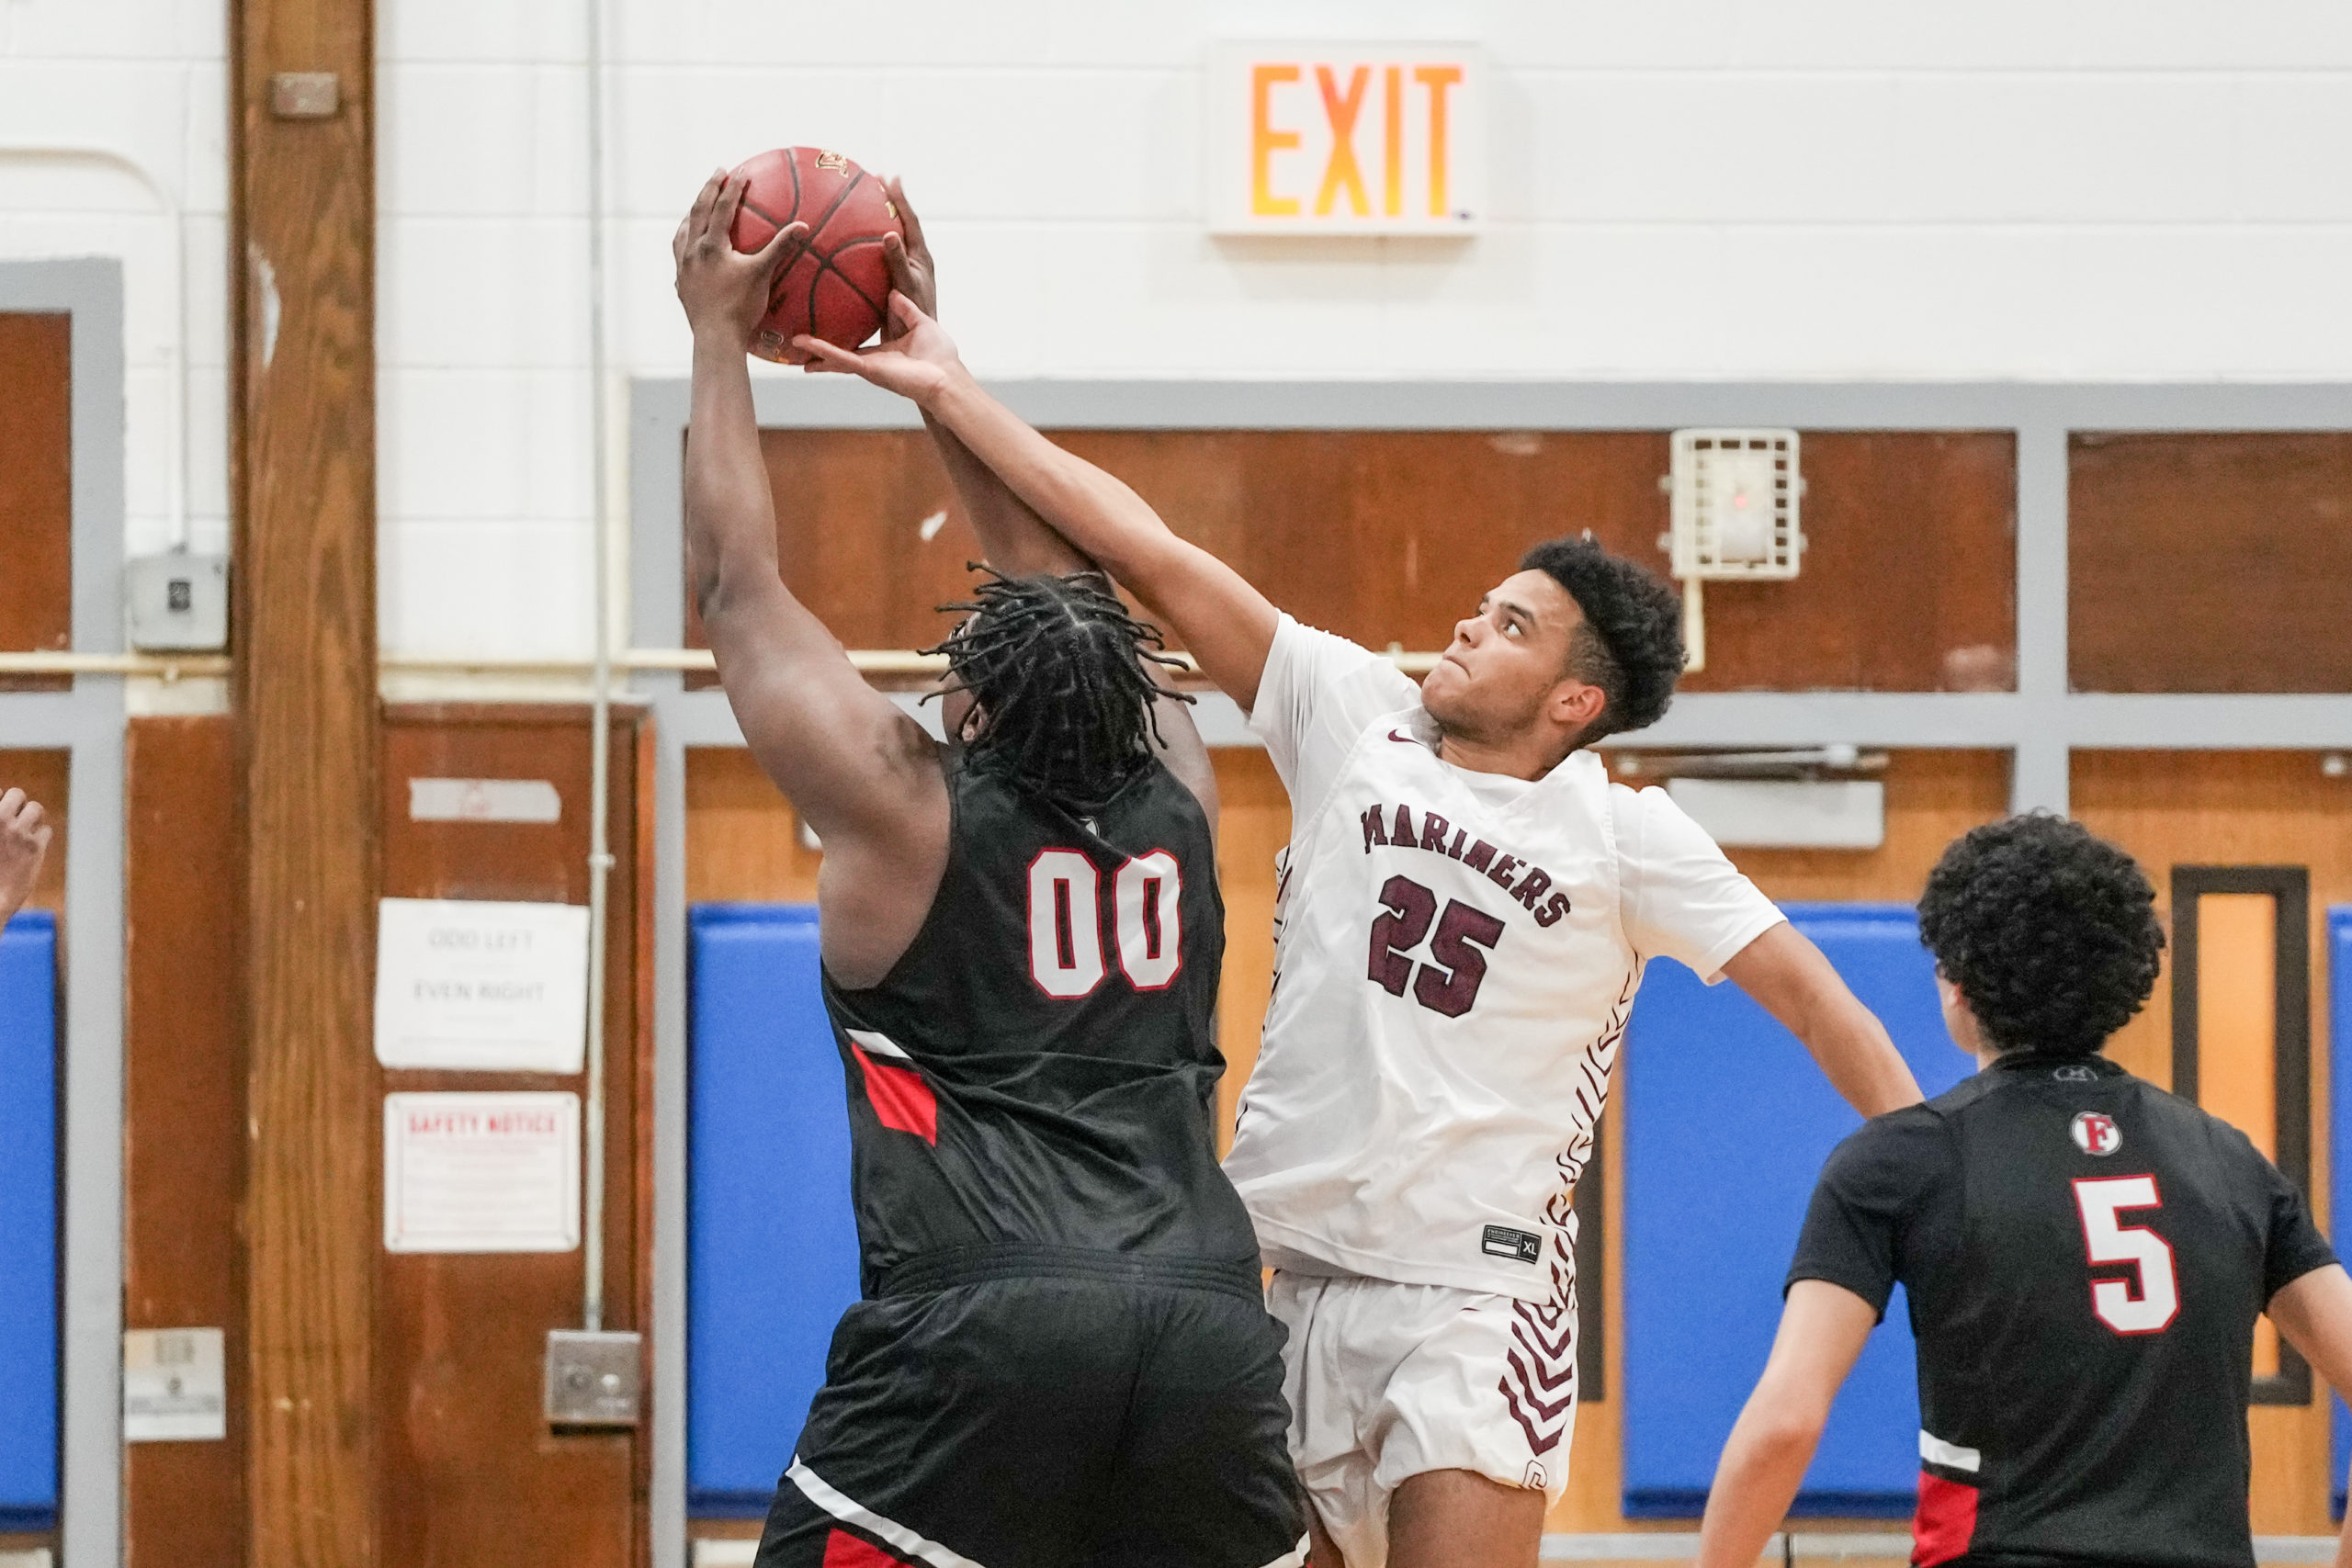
[125, 553, 229, 652]
[1660, 430, 1804, 671]
[545, 1329, 642, 1426]
[1668, 429, 1803, 580]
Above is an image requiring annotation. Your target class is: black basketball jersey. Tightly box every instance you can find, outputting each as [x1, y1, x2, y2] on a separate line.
[1790, 1052, 2337, 1568]
[820, 751, 1257, 1292]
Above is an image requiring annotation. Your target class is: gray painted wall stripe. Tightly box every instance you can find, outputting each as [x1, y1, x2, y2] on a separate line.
[646, 670, 688, 1568]
[0, 256, 127, 1568]
[2012, 420, 2073, 814]
[638, 373, 2352, 434]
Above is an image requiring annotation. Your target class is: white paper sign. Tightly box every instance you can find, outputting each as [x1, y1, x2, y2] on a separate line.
[123, 1326, 226, 1441]
[374, 897, 590, 1072]
[408, 777, 563, 823]
[384, 1092, 581, 1254]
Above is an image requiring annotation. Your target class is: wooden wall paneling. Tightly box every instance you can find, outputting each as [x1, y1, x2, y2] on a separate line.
[761, 429, 977, 656]
[684, 748, 821, 905]
[0, 750, 68, 915]
[232, 0, 379, 1554]
[2071, 434, 2352, 694]
[123, 717, 246, 1568]
[0, 313, 73, 690]
[1694, 432, 2017, 694]
[682, 431, 975, 689]
[721, 429, 2016, 694]
[378, 706, 648, 1568]
[2072, 750, 2352, 1534]
[1055, 430, 1382, 649]
[1206, 750, 1287, 1152]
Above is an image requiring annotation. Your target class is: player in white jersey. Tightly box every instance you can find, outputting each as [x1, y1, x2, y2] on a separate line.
[799, 297, 1927, 1568]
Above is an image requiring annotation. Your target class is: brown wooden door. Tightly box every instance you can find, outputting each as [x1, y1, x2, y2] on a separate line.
[379, 705, 654, 1568]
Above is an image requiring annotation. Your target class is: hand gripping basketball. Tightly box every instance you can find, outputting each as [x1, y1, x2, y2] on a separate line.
[673, 168, 809, 353]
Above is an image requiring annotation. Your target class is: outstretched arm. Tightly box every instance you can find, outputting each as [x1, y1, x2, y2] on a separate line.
[795, 298, 1282, 711]
[1724, 922, 1924, 1118]
[673, 168, 946, 882]
[2268, 1267, 2352, 1568]
[874, 188, 1214, 813]
[1694, 1280, 1878, 1568]
[877, 180, 1087, 581]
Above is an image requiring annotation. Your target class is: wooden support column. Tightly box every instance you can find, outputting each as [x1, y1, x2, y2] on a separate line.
[231, 0, 378, 1560]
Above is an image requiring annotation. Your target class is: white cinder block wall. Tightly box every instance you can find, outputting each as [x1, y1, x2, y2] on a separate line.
[381, 0, 2352, 663]
[0, 0, 231, 561]
[11, 2, 2352, 665]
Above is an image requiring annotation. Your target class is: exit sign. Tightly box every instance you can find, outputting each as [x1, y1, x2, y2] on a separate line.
[1207, 42, 1483, 235]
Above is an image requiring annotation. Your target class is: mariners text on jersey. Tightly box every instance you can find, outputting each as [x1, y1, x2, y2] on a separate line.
[1359, 798, 1574, 929]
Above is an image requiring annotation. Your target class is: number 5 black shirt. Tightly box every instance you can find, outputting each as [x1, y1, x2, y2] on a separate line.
[1789, 1051, 2337, 1568]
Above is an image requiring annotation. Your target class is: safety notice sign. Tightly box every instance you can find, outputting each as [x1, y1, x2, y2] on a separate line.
[383, 1091, 580, 1254]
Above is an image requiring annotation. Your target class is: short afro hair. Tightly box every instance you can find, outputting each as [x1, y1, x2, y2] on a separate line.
[1519, 536, 1685, 744]
[1917, 814, 2164, 1059]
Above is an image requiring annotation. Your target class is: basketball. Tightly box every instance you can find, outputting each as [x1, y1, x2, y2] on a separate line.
[727, 146, 902, 362]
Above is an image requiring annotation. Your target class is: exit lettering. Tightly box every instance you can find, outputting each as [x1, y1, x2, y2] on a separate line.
[1212, 44, 1481, 235]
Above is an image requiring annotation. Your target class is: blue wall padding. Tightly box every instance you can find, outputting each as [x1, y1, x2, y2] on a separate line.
[1623, 903, 1973, 1518]
[0, 910, 58, 1530]
[2329, 908, 2351, 1520]
[688, 904, 860, 1516]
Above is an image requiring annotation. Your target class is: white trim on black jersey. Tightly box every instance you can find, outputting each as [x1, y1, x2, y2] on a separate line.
[786, 1459, 988, 1568]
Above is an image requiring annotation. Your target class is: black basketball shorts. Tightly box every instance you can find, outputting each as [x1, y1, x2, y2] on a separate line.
[752, 1247, 1307, 1568]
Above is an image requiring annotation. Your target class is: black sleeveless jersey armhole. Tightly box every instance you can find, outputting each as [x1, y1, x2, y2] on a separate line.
[816, 750, 1256, 1292]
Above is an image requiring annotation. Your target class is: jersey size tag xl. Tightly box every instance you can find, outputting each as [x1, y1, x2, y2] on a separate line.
[1480, 1224, 1543, 1264]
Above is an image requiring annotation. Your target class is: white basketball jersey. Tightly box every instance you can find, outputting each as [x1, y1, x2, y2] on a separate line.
[1226, 616, 1783, 1303]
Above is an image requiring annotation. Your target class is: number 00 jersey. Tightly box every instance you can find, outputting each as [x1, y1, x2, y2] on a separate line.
[1792, 1053, 2338, 1568]
[820, 750, 1259, 1290]
[1226, 616, 1784, 1303]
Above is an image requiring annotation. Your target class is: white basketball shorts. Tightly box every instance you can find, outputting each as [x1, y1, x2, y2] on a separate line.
[1266, 1269, 1579, 1568]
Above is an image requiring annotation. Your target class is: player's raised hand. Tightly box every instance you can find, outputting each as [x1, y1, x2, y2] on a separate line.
[880, 176, 937, 321]
[793, 292, 963, 403]
[0, 788, 51, 925]
[673, 168, 808, 352]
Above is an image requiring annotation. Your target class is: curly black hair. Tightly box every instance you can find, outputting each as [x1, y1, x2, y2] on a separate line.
[1519, 536, 1685, 744]
[1917, 814, 2165, 1058]
[928, 567, 1193, 813]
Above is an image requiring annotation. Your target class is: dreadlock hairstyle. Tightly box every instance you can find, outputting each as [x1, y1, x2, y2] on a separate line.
[926, 566, 1194, 813]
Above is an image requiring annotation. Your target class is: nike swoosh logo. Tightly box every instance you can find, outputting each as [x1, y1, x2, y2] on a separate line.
[1389, 729, 1416, 744]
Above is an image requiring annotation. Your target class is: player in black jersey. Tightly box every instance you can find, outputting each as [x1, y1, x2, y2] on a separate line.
[674, 172, 1305, 1568]
[1697, 815, 2352, 1568]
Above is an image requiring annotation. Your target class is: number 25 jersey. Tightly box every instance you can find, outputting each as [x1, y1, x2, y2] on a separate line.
[1791, 1054, 2338, 1568]
[1224, 616, 1785, 1303]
